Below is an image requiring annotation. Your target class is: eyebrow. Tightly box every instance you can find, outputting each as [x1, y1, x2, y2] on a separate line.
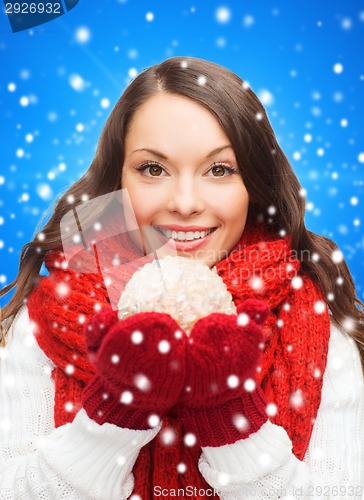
[129, 145, 234, 159]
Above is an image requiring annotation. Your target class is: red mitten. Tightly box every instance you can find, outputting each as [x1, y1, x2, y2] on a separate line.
[178, 299, 270, 447]
[82, 309, 188, 430]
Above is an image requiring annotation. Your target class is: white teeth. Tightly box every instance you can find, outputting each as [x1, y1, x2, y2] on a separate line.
[157, 227, 214, 241]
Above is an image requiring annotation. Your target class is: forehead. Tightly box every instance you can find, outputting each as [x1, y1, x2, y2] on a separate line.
[125, 93, 232, 155]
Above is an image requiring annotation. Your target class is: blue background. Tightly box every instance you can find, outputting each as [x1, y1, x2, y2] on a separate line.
[0, 0, 363, 305]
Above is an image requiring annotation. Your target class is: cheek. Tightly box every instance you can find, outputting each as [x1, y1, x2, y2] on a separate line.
[125, 186, 161, 225]
[220, 187, 249, 224]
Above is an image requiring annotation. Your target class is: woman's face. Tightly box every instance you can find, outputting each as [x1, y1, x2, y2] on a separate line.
[121, 93, 249, 268]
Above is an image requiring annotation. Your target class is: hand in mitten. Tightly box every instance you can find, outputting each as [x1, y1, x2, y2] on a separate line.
[82, 308, 188, 430]
[178, 298, 270, 447]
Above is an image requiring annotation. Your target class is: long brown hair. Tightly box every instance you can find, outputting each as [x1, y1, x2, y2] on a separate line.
[1, 56, 364, 366]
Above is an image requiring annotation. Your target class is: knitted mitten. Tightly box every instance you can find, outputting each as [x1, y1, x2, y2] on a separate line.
[82, 308, 188, 430]
[178, 299, 270, 447]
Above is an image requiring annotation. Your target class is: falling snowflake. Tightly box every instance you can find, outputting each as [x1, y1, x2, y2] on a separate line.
[244, 378, 256, 392]
[249, 276, 264, 291]
[134, 373, 151, 392]
[56, 283, 69, 297]
[227, 374, 239, 388]
[161, 427, 177, 445]
[215, 6, 231, 24]
[314, 301, 326, 314]
[267, 205, 277, 215]
[128, 68, 138, 78]
[65, 402, 74, 412]
[75, 26, 91, 44]
[290, 390, 304, 409]
[258, 89, 274, 106]
[332, 250, 343, 263]
[177, 462, 187, 473]
[343, 317, 355, 331]
[233, 413, 249, 431]
[333, 63, 344, 74]
[237, 312, 249, 326]
[147, 414, 160, 427]
[293, 151, 301, 161]
[131, 330, 144, 344]
[100, 98, 110, 109]
[69, 74, 87, 92]
[36, 183, 53, 201]
[313, 368, 322, 379]
[158, 339, 171, 354]
[120, 391, 133, 404]
[65, 364, 75, 375]
[341, 18, 352, 30]
[291, 276, 303, 289]
[243, 14, 255, 28]
[266, 403, 278, 417]
[184, 433, 197, 447]
[174, 330, 183, 339]
[20, 96, 29, 106]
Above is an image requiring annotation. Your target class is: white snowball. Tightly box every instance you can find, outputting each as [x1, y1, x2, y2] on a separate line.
[117, 256, 235, 333]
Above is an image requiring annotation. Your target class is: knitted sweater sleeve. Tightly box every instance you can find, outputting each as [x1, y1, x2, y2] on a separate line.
[0, 306, 160, 500]
[198, 320, 364, 500]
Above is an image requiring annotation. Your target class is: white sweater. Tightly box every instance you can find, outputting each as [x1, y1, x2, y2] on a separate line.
[0, 306, 363, 500]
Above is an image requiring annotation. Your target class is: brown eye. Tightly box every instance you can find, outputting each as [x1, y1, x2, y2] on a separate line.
[148, 165, 163, 176]
[136, 162, 165, 176]
[211, 165, 226, 177]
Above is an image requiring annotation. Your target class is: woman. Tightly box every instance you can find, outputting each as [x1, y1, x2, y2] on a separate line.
[1, 56, 363, 499]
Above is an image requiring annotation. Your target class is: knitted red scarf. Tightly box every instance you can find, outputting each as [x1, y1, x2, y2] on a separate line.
[27, 220, 330, 499]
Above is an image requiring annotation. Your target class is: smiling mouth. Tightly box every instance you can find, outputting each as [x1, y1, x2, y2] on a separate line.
[155, 227, 217, 242]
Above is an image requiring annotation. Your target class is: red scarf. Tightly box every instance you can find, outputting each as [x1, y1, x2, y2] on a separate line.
[27, 220, 330, 499]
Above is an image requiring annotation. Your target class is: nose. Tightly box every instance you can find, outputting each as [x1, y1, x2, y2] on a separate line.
[165, 175, 205, 217]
